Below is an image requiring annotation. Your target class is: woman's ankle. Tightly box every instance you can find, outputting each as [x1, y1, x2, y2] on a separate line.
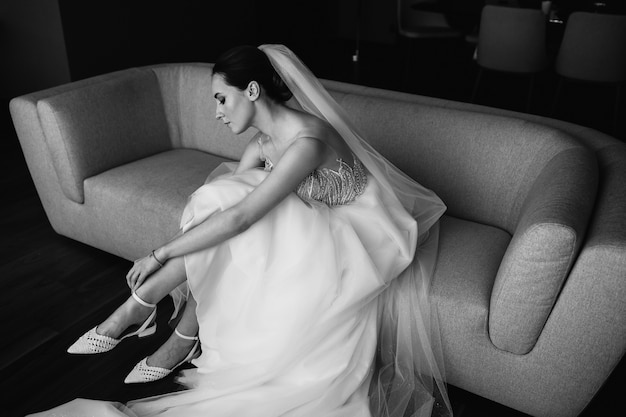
[97, 294, 155, 338]
[132, 290, 158, 309]
[146, 332, 196, 370]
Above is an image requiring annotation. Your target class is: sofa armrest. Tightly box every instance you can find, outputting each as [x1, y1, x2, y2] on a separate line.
[35, 69, 172, 203]
[489, 148, 598, 354]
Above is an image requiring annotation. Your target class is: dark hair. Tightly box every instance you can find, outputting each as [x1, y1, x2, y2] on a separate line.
[212, 45, 293, 103]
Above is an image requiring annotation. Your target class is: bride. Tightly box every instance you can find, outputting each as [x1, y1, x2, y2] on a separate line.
[29, 44, 451, 417]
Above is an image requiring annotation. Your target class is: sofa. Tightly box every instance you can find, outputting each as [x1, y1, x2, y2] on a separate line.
[9, 63, 626, 417]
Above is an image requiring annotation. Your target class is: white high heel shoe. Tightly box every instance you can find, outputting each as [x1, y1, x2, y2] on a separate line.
[124, 328, 200, 384]
[67, 292, 157, 354]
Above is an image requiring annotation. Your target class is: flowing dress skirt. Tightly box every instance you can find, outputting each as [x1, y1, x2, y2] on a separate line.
[30, 164, 419, 417]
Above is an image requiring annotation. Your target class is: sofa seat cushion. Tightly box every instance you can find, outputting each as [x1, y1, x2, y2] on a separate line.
[83, 149, 231, 260]
[431, 215, 510, 354]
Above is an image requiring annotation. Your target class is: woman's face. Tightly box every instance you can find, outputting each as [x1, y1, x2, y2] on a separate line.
[212, 73, 255, 135]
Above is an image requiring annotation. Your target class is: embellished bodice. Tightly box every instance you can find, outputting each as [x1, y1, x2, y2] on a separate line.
[258, 136, 368, 206]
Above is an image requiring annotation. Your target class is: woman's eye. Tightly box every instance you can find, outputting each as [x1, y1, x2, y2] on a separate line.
[219, 98, 225, 105]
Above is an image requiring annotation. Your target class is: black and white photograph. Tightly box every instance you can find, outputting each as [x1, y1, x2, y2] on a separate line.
[2, 1, 625, 416]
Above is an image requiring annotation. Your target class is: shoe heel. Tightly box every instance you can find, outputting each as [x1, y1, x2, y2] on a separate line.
[139, 324, 157, 338]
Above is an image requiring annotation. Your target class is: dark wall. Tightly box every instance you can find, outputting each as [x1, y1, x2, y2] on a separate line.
[1, 0, 70, 101]
[3, 0, 402, 92]
[57, 0, 340, 81]
[2, 0, 71, 157]
[2, 0, 396, 140]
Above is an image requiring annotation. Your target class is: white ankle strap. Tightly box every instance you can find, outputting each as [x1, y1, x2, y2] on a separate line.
[174, 328, 199, 341]
[132, 292, 157, 309]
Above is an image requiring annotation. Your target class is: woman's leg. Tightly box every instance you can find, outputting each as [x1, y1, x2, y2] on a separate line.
[145, 293, 199, 370]
[97, 256, 187, 339]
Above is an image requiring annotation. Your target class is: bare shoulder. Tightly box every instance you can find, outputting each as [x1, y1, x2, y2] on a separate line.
[293, 112, 352, 163]
[289, 134, 328, 162]
[297, 112, 337, 140]
[297, 117, 336, 155]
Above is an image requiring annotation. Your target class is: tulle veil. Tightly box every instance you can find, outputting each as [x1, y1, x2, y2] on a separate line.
[259, 44, 452, 417]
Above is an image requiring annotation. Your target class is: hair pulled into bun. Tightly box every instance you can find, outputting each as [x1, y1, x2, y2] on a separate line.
[212, 45, 293, 103]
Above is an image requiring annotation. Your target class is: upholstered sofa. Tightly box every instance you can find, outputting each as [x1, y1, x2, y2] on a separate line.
[9, 63, 626, 417]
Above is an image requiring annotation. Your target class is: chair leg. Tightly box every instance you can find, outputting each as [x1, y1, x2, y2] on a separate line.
[471, 68, 483, 103]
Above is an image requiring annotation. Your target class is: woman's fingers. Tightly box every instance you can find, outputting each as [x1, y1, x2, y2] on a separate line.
[126, 261, 140, 288]
[126, 266, 134, 288]
[126, 256, 159, 290]
[133, 273, 146, 291]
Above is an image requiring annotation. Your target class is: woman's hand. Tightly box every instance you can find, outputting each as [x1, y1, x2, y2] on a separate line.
[126, 252, 163, 290]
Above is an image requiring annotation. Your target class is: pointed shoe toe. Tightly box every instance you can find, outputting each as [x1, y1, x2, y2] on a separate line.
[124, 358, 173, 384]
[67, 308, 157, 355]
[67, 326, 120, 354]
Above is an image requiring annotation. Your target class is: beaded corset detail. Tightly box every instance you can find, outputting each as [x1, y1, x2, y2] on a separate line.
[258, 137, 367, 206]
[295, 157, 367, 206]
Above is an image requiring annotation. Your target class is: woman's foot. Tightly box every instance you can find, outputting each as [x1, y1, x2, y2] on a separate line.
[67, 292, 157, 354]
[124, 329, 200, 383]
[147, 329, 198, 370]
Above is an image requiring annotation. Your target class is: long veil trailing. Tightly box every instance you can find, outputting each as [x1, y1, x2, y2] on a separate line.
[260, 44, 452, 417]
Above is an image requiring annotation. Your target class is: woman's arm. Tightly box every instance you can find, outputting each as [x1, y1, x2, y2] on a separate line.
[127, 137, 326, 288]
[126, 135, 262, 289]
[160, 137, 325, 258]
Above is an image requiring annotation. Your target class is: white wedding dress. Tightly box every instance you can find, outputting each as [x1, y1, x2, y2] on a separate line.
[30, 162, 419, 417]
[28, 45, 451, 417]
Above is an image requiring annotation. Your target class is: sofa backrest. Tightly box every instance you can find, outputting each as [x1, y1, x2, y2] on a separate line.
[329, 90, 585, 233]
[32, 64, 250, 205]
[151, 63, 253, 160]
[148, 63, 598, 239]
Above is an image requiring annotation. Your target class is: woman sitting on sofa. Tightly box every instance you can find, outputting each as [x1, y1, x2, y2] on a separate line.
[33, 44, 450, 417]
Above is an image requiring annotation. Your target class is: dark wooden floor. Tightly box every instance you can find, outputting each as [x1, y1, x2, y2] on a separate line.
[2, 39, 624, 417]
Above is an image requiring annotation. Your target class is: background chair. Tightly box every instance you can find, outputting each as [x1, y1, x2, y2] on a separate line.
[551, 12, 626, 134]
[397, 0, 464, 41]
[471, 5, 548, 112]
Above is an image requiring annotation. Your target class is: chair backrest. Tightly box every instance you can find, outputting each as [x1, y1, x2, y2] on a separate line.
[397, 0, 454, 36]
[477, 5, 548, 73]
[484, 0, 520, 6]
[555, 12, 626, 83]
